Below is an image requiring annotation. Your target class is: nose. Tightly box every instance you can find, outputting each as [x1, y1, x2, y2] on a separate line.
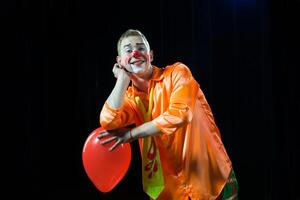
[132, 50, 140, 58]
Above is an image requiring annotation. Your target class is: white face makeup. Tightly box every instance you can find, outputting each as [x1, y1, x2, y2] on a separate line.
[128, 64, 145, 73]
[118, 36, 153, 78]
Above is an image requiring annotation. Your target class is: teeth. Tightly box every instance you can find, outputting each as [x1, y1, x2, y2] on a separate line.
[131, 60, 143, 64]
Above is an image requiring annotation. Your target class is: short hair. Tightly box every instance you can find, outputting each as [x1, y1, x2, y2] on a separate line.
[117, 29, 150, 55]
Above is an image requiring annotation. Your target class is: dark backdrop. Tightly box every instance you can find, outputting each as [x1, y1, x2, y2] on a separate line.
[3, 0, 299, 199]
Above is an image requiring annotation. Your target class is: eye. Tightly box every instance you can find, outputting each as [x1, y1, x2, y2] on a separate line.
[124, 49, 132, 53]
[138, 47, 145, 51]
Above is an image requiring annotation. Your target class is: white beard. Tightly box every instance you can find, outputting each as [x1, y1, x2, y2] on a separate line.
[129, 64, 145, 74]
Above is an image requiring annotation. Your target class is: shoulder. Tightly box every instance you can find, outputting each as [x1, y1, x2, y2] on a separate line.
[163, 62, 193, 79]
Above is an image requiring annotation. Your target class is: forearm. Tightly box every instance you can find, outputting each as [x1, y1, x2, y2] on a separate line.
[130, 121, 161, 139]
[107, 74, 130, 109]
[98, 121, 161, 151]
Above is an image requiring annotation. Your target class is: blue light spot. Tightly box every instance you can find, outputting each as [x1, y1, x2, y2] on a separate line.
[234, 0, 256, 7]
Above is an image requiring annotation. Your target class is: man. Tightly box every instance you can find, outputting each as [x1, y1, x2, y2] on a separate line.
[98, 29, 238, 200]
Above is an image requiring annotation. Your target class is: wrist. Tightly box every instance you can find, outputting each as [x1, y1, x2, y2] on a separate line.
[118, 70, 130, 82]
[129, 129, 137, 141]
[129, 129, 133, 139]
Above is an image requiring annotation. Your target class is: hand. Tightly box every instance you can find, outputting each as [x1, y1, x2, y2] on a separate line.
[97, 128, 133, 151]
[112, 63, 130, 80]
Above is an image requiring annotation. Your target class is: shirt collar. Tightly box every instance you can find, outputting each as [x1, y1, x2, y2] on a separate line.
[130, 65, 164, 97]
[150, 65, 164, 81]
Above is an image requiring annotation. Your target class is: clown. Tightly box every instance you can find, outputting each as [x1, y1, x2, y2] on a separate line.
[98, 29, 238, 200]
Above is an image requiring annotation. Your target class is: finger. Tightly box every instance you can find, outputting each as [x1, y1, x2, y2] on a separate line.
[109, 139, 122, 151]
[97, 131, 110, 139]
[114, 63, 123, 71]
[117, 63, 125, 69]
[113, 64, 126, 78]
[100, 136, 117, 145]
[114, 63, 121, 68]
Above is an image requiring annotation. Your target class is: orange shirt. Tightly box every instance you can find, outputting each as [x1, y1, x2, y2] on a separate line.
[100, 62, 232, 200]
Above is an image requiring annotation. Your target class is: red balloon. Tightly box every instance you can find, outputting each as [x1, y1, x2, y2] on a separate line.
[82, 127, 132, 193]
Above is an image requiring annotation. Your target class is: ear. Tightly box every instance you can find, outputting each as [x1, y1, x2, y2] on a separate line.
[150, 50, 154, 62]
[116, 56, 121, 65]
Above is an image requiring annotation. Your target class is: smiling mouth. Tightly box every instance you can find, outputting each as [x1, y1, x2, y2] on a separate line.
[130, 60, 145, 65]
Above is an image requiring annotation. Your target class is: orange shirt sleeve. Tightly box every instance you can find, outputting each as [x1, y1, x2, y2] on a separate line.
[99, 94, 136, 130]
[152, 64, 199, 135]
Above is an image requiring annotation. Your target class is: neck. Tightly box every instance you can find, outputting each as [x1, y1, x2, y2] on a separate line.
[131, 65, 153, 93]
[133, 79, 148, 93]
[142, 65, 153, 81]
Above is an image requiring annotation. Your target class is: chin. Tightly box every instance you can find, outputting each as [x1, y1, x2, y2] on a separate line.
[135, 71, 146, 77]
[130, 65, 145, 74]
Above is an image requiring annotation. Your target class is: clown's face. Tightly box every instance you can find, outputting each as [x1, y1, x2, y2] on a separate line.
[117, 36, 153, 79]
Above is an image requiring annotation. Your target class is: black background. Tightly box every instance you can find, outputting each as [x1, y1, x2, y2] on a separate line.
[3, 0, 299, 199]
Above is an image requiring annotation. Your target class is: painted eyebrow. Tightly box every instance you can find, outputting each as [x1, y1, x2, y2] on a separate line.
[135, 43, 146, 46]
[123, 43, 146, 49]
